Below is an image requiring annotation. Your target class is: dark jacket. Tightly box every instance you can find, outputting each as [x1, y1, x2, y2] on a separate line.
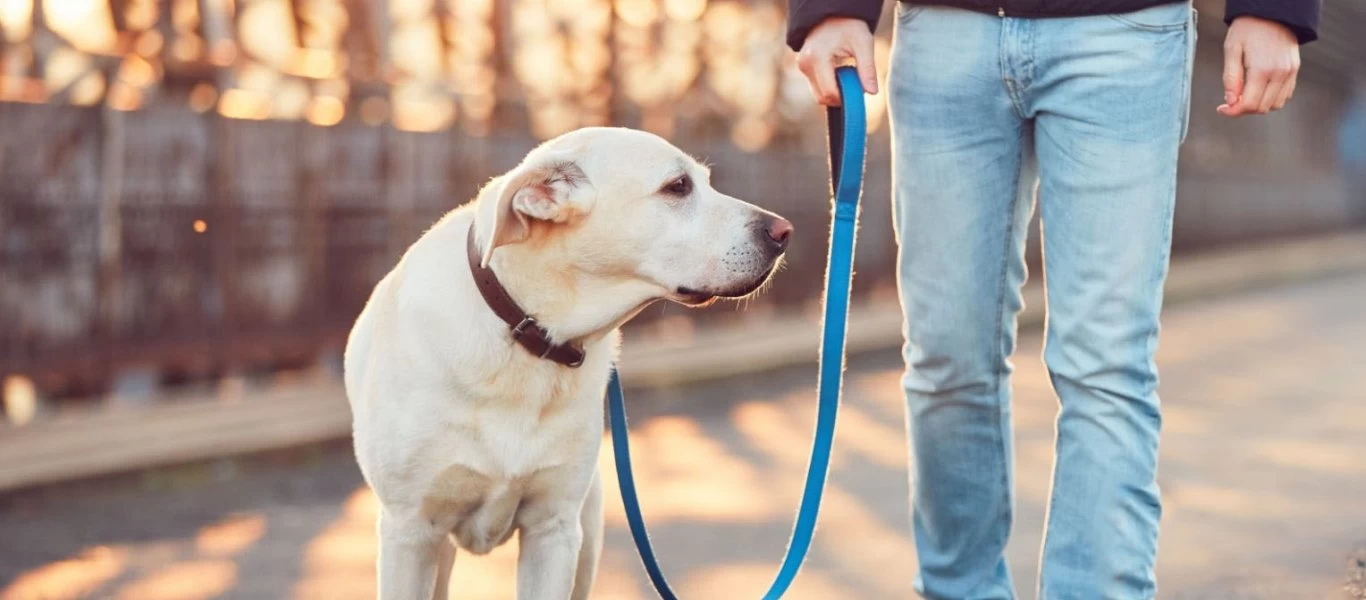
[786, 0, 1322, 51]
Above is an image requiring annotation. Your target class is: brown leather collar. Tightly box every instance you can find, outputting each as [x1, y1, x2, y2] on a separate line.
[466, 224, 585, 368]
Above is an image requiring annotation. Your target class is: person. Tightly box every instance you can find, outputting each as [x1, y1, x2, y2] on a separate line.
[785, 0, 1320, 597]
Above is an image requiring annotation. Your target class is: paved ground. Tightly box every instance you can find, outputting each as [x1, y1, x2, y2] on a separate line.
[2, 272, 1365, 600]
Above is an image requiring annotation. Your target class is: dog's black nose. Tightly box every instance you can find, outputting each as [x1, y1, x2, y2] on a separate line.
[763, 217, 793, 251]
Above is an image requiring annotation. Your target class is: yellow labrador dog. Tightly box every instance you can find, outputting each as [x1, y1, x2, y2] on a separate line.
[344, 127, 791, 599]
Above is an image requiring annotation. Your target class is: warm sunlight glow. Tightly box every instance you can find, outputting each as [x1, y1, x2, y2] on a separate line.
[44, 0, 118, 53]
[195, 514, 265, 556]
[135, 30, 165, 57]
[272, 78, 312, 119]
[702, 0, 786, 151]
[390, 0, 436, 21]
[192, 219, 208, 233]
[112, 560, 237, 600]
[217, 88, 272, 120]
[0, 0, 32, 41]
[107, 82, 143, 111]
[2, 375, 36, 426]
[0, 546, 127, 600]
[67, 72, 105, 106]
[391, 83, 455, 132]
[510, 0, 613, 137]
[293, 488, 378, 599]
[0, 75, 48, 103]
[288, 48, 341, 79]
[615, 0, 659, 28]
[679, 563, 849, 600]
[118, 55, 158, 88]
[5, 0, 836, 147]
[451, 0, 497, 132]
[172, 34, 205, 62]
[390, 19, 443, 80]
[305, 95, 345, 126]
[123, 0, 158, 30]
[732, 116, 772, 152]
[237, 0, 298, 68]
[665, 0, 708, 21]
[188, 83, 218, 113]
[42, 47, 91, 96]
[598, 415, 778, 523]
[208, 40, 239, 67]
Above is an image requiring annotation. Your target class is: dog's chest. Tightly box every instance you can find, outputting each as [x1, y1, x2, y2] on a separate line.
[456, 366, 597, 467]
[418, 418, 590, 554]
[419, 461, 577, 554]
[413, 370, 601, 552]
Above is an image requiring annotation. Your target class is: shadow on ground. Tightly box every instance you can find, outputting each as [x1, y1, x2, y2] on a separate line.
[3, 274, 1366, 599]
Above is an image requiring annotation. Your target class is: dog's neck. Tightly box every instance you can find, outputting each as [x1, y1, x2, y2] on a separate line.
[471, 221, 659, 347]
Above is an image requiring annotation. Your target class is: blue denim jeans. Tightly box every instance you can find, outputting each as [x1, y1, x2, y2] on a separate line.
[887, 2, 1196, 598]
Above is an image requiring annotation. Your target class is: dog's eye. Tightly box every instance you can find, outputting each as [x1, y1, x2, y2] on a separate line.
[661, 175, 692, 197]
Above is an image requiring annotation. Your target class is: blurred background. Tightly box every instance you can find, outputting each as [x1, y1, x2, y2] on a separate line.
[0, 0, 1364, 598]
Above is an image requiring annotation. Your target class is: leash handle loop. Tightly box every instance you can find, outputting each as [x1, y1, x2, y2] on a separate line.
[609, 66, 868, 600]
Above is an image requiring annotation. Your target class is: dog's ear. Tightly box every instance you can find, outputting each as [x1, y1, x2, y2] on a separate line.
[480, 155, 587, 266]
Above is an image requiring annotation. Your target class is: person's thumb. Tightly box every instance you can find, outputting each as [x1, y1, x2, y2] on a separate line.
[1222, 40, 1245, 107]
[853, 33, 879, 95]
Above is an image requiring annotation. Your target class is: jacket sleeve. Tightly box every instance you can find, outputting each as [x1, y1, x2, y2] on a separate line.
[1225, 0, 1322, 44]
[786, 0, 884, 51]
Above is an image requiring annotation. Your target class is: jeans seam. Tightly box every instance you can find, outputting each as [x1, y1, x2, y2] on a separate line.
[1128, 97, 1178, 600]
[999, 20, 1027, 120]
[1178, 9, 1196, 144]
[986, 125, 1024, 598]
[1105, 13, 1187, 32]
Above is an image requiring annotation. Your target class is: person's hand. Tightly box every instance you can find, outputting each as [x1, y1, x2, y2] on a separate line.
[795, 17, 878, 106]
[1219, 16, 1301, 117]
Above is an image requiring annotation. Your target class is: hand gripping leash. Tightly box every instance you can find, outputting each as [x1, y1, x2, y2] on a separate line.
[607, 66, 867, 599]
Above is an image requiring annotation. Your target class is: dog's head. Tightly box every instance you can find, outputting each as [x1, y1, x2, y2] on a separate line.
[477, 127, 791, 309]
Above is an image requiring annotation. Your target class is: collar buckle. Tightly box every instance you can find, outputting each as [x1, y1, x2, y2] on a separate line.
[511, 316, 538, 341]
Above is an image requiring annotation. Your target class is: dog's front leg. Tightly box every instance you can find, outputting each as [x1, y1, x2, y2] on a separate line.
[517, 513, 583, 600]
[571, 470, 604, 600]
[377, 511, 444, 600]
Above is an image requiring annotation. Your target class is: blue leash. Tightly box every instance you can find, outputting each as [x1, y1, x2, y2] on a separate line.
[607, 66, 868, 599]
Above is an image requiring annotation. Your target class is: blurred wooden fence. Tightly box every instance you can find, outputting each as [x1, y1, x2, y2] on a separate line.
[0, 100, 901, 397]
[3, 27, 1366, 399]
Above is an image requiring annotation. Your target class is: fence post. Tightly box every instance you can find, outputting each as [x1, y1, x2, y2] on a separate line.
[386, 127, 416, 261]
[97, 105, 126, 389]
[298, 122, 328, 329]
[208, 112, 239, 374]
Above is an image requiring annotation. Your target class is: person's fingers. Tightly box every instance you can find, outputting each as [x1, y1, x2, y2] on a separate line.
[1258, 52, 1300, 113]
[1258, 75, 1285, 113]
[851, 33, 878, 95]
[811, 53, 840, 106]
[797, 48, 838, 106]
[1230, 65, 1270, 116]
[1219, 39, 1245, 115]
[1275, 55, 1300, 111]
[1274, 74, 1296, 111]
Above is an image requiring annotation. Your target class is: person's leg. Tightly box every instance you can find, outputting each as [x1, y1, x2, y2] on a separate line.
[1027, 3, 1197, 597]
[888, 6, 1034, 599]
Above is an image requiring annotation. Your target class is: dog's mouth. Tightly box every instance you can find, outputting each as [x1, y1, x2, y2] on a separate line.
[671, 264, 780, 308]
[672, 287, 720, 307]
